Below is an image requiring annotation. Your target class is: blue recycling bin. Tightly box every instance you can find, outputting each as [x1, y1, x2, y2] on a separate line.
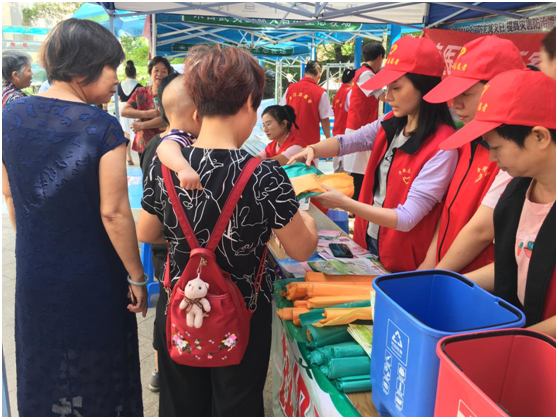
[371, 270, 525, 417]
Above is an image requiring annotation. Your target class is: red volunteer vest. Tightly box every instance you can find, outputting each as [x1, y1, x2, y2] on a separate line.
[437, 141, 500, 273]
[286, 77, 325, 146]
[353, 113, 455, 273]
[346, 66, 380, 130]
[264, 130, 302, 158]
[332, 84, 351, 136]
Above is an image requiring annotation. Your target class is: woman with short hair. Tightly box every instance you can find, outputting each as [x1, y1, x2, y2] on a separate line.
[137, 45, 318, 416]
[117, 60, 142, 165]
[121, 56, 172, 165]
[2, 18, 145, 416]
[2, 50, 32, 108]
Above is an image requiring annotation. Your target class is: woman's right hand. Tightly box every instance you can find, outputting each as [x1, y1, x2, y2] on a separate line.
[128, 282, 148, 317]
[287, 147, 315, 166]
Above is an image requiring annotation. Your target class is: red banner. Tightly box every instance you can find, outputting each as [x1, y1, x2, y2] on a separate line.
[424, 29, 546, 78]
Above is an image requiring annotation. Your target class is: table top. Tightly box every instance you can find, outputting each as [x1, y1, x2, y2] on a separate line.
[270, 204, 379, 417]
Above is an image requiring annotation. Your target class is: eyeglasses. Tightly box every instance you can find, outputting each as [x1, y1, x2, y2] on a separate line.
[260, 121, 275, 131]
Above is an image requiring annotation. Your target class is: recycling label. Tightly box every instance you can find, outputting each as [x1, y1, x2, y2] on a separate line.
[386, 319, 410, 366]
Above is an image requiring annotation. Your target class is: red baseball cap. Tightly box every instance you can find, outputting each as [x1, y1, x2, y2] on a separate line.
[424, 36, 526, 103]
[361, 37, 444, 90]
[440, 69, 556, 150]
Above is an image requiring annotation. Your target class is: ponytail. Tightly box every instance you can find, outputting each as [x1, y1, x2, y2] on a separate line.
[125, 60, 137, 78]
[342, 68, 356, 84]
[262, 104, 299, 131]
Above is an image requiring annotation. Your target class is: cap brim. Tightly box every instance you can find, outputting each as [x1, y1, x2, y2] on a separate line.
[423, 77, 479, 104]
[440, 119, 502, 150]
[361, 68, 407, 91]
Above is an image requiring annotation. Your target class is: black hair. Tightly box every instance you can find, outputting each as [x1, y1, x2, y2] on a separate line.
[342, 68, 357, 84]
[393, 73, 456, 144]
[363, 41, 385, 62]
[157, 71, 180, 125]
[542, 27, 556, 59]
[39, 18, 125, 86]
[125, 60, 137, 78]
[305, 60, 322, 77]
[495, 124, 556, 148]
[148, 55, 172, 76]
[527, 64, 541, 72]
[262, 104, 299, 131]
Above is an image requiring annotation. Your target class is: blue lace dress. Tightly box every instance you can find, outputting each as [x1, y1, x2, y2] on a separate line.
[2, 96, 143, 417]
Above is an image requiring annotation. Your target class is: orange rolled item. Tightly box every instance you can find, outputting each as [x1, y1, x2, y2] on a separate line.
[292, 308, 310, 326]
[307, 283, 373, 298]
[319, 307, 372, 325]
[277, 308, 294, 320]
[305, 272, 378, 283]
[277, 307, 310, 325]
[285, 283, 310, 300]
[307, 294, 371, 309]
[293, 300, 309, 308]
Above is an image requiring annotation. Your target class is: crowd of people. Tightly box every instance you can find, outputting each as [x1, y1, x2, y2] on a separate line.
[1, 15, 556, 417]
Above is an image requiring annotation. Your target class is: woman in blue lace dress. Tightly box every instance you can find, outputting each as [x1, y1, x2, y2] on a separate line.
[1, 19, 146, 416]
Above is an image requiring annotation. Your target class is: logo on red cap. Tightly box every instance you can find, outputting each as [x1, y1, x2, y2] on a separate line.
[386, 44, 400, 66]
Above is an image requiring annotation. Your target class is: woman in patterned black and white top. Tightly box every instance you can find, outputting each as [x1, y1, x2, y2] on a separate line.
[137, 45, 318, 417]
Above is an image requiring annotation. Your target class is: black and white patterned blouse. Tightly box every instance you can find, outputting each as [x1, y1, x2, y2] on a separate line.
[142, 147, 299, 303]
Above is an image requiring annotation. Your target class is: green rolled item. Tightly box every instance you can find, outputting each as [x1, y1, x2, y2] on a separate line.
[319, 356, 371, 379]
[309, 342, 366, 366]
[305, 325, 351, 349]
[299, 309, 326, 326]
[329, 299, 371, 309]
[326, 341, 367, 359]
[309, 349, 328, 366]
[335, 376, 372, 393]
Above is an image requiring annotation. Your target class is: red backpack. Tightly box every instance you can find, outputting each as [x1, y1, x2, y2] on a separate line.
[161, 159, 267, 367]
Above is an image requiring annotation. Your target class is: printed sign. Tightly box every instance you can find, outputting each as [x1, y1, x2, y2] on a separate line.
[386, 320, 410, 366]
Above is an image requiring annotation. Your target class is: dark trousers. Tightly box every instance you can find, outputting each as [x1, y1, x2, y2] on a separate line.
[349, 172, 365, 202]
[154, 289, 272, 417]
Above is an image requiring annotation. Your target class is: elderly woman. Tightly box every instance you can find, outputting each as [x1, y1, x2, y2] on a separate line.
[2, 19, 145, 416]
[2, 50, 33, 108]
[137, 45, 318, 416]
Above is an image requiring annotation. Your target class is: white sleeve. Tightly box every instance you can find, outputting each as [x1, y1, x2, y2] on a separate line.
[256, 149, 267, 158]
[279, 145, 304, 160]
[279, 88, 288, 106]
[344, 90, 351, 112]
[318, 91, 333, 119]
[481, 169, 513, 209]
[357, 72, 385, 99]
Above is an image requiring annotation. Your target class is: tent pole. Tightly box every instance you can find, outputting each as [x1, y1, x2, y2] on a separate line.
[354, 37, 362, 68]
[151, 13, 157, 59]
[109, 10, 120, 120]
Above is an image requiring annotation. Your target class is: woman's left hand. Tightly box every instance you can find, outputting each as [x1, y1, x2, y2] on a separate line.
[313, 184, 350, 210]
[128, 283, 148, 317]
[131, 121, 143, 133]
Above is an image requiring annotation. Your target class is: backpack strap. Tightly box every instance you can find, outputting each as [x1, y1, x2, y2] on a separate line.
[205, 158, 262, 252]
[162, 164, 200, 251]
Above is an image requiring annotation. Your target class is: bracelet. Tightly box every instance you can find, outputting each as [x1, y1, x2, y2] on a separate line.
[127, 273, 149, 286]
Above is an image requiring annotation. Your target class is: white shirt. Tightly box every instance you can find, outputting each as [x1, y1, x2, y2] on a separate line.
[356, 70, 385, 99]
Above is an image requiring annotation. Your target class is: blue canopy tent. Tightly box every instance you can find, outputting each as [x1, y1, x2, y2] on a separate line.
[72, 2, 146, 37]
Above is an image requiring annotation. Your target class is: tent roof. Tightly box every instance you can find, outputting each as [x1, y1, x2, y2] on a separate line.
[99, 2, 554, 30]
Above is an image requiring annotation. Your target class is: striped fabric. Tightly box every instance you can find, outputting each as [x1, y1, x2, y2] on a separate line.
[2, 81, 26, 109]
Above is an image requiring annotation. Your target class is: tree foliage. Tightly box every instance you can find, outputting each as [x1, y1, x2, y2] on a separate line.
[117, 36, 150, 86]
[22, 2, 84, 27]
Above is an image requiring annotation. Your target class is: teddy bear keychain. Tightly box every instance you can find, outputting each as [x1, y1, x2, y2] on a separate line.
[179, 275, 211, 329]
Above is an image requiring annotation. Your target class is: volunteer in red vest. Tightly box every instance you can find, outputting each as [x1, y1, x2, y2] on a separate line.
[288, 37, 458, 273]
[418, 36, 526, 274]
[342, 41, 386, 201]
[255, 104, 302, 165]
[440, 69, 556, 336]
[280, 60, 333, 147]
[332, 68, 356, 137]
